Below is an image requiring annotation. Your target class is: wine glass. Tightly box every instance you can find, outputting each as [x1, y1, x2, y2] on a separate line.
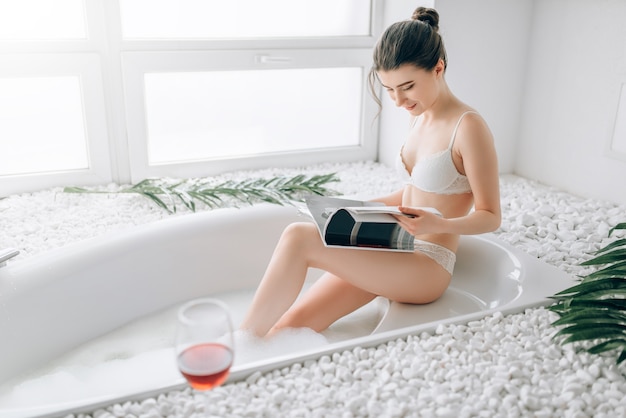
[175, 298, 235, 414]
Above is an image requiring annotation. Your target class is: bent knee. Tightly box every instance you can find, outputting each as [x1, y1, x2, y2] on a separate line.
[281, 222, 320, 246]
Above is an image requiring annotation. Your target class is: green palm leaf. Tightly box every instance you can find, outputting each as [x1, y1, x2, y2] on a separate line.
[551, 310, 626, 327]
[556, 325, 626, 344]
[550, 298, 626, 312]
[609, 223, 626, 236]
[581, 249, 626, 266]
[550, 220, 626, 364]
[588, 339, 626, 355]
[552, 278, 626, 297]
[64, 173, 340, 213]
[594, 238, 626, 255]
[141, 191, 171, 213]
[584, 265, 626, 281]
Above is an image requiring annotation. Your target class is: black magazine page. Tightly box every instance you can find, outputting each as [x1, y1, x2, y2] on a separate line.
[304, 196, 414, 252]
[304, 196, 380, 238]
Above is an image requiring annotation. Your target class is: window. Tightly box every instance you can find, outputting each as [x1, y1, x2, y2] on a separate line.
[0, 0, 381, 194]
[0, 0, 111, 195]
[0, 0, 86, 40]
[0, 76, 89, 175]
[119, 0, 371, 39]
[144, 67, 363, 163]
[123, 48, 377, 179]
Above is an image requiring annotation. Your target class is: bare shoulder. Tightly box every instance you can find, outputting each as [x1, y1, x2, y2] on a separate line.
[454, 110, 495, 152]
[451, 110, 498, 181]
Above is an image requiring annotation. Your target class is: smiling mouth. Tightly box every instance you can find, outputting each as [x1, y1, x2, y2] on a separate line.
[405, 104, 416, 111]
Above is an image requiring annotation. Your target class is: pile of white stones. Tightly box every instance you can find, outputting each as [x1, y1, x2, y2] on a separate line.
[2, 162, 625, 417]
[75, 307, 626, 418]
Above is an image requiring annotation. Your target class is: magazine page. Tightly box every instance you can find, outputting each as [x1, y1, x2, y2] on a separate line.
[344, 206, 406, 216]
[304, 196, 380, 238]
[344, 206, 442, 218]
[325, 209, 414, 251]
[304, 195, 414, 252]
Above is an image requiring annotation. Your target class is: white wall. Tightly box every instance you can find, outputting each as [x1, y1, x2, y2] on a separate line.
[516, 0, 626, 206]
[377, 0, 626, 206]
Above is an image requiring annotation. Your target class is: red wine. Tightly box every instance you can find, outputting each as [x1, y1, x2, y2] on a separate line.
[177, 342, 233, 390]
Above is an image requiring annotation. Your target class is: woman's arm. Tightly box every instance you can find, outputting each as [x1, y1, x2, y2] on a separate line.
[440, 113, 501, 234]
[397, 113, 501, 236]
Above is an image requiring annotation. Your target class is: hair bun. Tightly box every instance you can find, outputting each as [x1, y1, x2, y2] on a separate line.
[411, 7, 440, 32]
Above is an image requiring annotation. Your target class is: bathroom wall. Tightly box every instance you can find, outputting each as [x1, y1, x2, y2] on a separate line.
[377, 0, 626, 206]
[515, 0, 626, 206]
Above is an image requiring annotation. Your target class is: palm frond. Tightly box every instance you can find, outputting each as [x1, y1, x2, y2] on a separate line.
[550, 220, 626, 364]
[63, 173, 340, 213]
[549, 298, 626, 313]
[609, 223, 626, 237]
[551, 310, 626, 327]
[551, 278, 626, 300]
[556, 325, 626, 345]
[595, 238, 626, 255]
[588, 339, 626, 355]
[583, 262, 626, 281]
[581, 249, 626, 266]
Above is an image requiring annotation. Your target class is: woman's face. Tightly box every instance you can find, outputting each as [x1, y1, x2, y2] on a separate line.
[377, 63, 442, 116]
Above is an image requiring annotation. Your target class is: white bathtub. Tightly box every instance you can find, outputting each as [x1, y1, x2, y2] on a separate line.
[0, 203, 574, 418]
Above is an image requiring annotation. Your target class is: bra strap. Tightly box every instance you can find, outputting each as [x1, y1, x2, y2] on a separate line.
[448, 111, 477, 148]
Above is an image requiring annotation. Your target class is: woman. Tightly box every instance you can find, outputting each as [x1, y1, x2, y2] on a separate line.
[241, 7, 501, 337]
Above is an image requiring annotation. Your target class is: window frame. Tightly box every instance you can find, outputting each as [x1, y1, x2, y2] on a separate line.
[122, 48, 378, 181]
[0, 0, 384, 195]
[0, 53, 112, 195]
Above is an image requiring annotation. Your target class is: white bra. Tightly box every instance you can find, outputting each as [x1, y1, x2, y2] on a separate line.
[396, 111, 475, 195]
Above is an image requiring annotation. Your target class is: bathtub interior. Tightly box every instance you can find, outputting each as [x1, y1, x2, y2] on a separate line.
[0, 205, 575, 418]
[0, 280, 388, 418]
[373, 234, 523, 334]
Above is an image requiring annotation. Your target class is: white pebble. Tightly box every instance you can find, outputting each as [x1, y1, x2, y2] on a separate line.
[271, 388, 287, 404]
[517, 213, 536, 227]
[537, 204, 556, 217]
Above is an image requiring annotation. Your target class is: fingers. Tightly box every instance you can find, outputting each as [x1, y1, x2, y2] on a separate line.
[398, 206, 421, 217]
[395, 207, 438, 236]
[399, 206, 443, 218]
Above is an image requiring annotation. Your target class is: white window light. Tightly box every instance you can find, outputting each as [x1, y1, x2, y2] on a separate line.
[0, 0, 381, 194]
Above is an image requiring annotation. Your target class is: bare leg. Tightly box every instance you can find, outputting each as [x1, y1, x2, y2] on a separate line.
[240, 222, 451, 337]
[270, 272, 378, 334]
[240, 222, 313, 336]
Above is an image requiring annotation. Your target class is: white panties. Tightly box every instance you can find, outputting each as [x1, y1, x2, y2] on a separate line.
[414, 239, 456, 275]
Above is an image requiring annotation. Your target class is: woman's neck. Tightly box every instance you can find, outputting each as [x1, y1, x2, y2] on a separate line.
[421, 80, 460, 123]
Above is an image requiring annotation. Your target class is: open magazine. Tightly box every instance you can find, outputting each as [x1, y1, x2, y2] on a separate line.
[303, 196, 442, 252]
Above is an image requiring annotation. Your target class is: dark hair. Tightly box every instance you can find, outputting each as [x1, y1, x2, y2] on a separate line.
[368, 7, 447, 107]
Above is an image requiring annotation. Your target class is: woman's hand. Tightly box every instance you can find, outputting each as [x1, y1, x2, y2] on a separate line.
[392, 206, 444, 236]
